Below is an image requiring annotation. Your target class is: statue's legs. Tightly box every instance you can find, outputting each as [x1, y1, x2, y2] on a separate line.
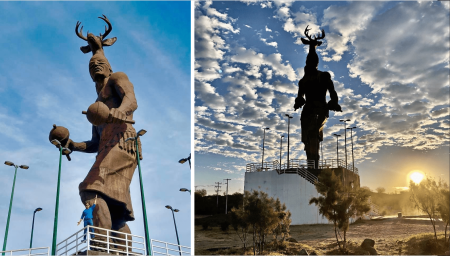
[110, 205, 132, 252]
[301, 113, 327, 169]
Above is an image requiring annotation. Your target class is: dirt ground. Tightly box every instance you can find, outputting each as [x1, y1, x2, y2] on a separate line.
[195, 217, 449, 255]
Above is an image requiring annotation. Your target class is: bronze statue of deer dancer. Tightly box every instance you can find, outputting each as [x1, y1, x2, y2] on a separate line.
[51, 14, 141, 249]
[294, 25, 342, 169]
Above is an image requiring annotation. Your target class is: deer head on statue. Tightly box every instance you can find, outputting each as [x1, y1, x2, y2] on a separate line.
[301, 25, 325, 71]
[75, 15, 117, 55]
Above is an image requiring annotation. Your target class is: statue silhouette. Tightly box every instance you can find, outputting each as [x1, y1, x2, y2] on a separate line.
[294, 26, 342, 169]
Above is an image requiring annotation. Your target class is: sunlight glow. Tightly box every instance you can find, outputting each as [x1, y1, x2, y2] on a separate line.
[409, 171, 425, 184]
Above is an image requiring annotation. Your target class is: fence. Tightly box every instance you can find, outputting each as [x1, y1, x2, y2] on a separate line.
[246, 158, 358, 174]
[0, 247, 49, 256]
[56, 225, 146, 255]
[151, 239, 191, 256]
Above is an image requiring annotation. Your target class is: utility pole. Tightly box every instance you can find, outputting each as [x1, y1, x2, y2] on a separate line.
[223, 179, 231, 214]
[215, 182, 222, 210]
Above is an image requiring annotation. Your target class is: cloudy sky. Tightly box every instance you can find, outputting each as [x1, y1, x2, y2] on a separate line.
[0, 2, 190, 253]
[195, 1, 449, 195]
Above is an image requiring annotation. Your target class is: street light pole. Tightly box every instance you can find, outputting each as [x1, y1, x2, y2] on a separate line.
[333, 134, 341, 167]
[2, 161, 29, 255]
[30, 208, 42, 248]
[280, 135, 284, 170]
[50, 139, 71, 256]
[347, 127, 357, 173]
[165, 206, 181, 256]
[285, 114, 293, 169]
[178, 154, 191, 170]
[339, 119, 350, 168]
[125, 129, 151, 256]
[261, 128, 269, 170]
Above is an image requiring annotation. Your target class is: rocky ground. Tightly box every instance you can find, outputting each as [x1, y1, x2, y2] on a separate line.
[195, 217, 449, 255]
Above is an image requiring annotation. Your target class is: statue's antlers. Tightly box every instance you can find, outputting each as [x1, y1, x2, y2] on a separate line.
[302, 25, 325, 45]
[75, 15, 113, 41]
[75, 15, 117, 55]
[98, 15, 112, 40]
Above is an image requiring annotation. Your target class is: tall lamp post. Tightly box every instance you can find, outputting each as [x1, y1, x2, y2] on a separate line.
[333, 134, 341, 167]
[285, 114, 293, 169]
[2, 161, 29, 255]
[125, 129, 151, 256]
[165, 206, 181, 256]
[279, 135, 284, 170]
[178, 154, 191, 170]
[347, 126, 357, 173]
[180, 188, 191, 194]
[339, 119, 350, 168]
[30, 208, 43, 248]
[50, 139, 71, 256]
[261, 127, 269, 170]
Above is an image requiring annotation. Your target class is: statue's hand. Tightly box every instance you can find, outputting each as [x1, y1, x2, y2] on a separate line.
[328, 100, 342, 112]
[109, 108, 127, 124]
[294, 97, 306, 110]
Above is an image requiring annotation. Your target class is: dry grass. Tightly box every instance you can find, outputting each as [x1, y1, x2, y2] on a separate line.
[195, 217, 450, 255]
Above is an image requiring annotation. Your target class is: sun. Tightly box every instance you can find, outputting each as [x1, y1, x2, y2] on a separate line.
[408, 171, 425, 184]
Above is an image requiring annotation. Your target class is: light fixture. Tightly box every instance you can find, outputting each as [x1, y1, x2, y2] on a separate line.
[137, 129, 147, 137]
[4, 161, 14, 166]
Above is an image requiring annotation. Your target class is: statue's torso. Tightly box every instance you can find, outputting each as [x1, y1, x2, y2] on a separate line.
[94, 73, 137, 154]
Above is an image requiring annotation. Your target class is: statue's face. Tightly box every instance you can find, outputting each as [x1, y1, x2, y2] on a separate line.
[89, 54, 111, 82]
[85, 203, 90, 209]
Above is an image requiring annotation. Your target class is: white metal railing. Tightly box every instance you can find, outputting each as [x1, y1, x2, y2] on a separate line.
[0, 247, 49, 256]
[151, 239, 190, 256]
[246, 158, 358, 174]
[56, 225, 145, 255]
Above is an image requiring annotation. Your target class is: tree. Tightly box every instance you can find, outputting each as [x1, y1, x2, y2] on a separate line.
[230, 190, 291, 255]
[376, 187, 386, 194]
[409, 176, 442, 242]
[195, 189, 207, 197]
[437, 187, 450, 243]
[309, 169, 371, 253]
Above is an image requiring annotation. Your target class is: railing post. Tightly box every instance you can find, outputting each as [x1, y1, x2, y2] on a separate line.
[87, 226, 90, 251]
[107, 229, 110, 254]
[126, 233, 129, 255]
[76, 231, 78, 255]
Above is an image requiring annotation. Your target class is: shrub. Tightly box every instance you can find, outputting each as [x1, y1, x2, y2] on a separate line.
[220, 220, 230, 232]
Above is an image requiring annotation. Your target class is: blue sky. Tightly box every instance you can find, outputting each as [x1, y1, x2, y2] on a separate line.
[0, 1, 190, 253]
[194, 1, 449, 195]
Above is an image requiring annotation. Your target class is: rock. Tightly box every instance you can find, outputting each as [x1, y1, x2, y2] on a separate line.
[366, 247, 378, 255]
[310, 251, 317, 255]
[299, 249, 309, 255]
[361, 239, 375, 249]
[361, 239, 377, 255]
[287, 237, 298, 243]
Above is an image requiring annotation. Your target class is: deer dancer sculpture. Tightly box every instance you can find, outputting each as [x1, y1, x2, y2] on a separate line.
[294, 25, 342, 169]
[51, 15, 141, 250]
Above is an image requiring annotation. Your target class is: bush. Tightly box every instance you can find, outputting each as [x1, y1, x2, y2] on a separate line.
[220, 220, 230, 232]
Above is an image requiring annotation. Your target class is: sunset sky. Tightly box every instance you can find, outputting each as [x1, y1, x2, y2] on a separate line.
[0, 2, 191, 252]
[194, 1, 449, 195]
